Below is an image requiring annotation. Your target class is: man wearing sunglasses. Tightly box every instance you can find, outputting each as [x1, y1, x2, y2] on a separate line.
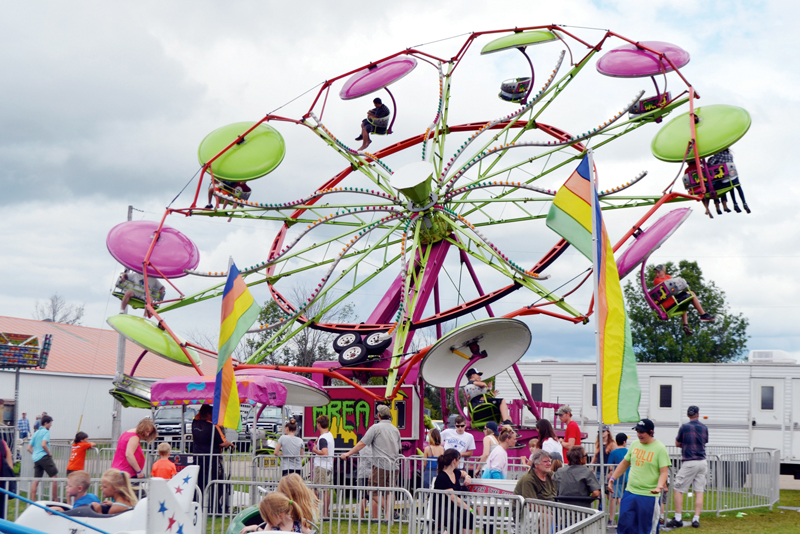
[607, 419, 669, 534]
[440, 415, 475, 469]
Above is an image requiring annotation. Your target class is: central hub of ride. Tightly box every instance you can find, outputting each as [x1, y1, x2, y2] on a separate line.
[391, 161, 435, 205]
[417, 212, 449, 244]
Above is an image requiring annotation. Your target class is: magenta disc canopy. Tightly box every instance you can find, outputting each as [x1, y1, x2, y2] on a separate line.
[106, 220, 200, 279]
[616, 208, 692, 280]
[596, 41, 690, 78]
[339, 56, 418, 100]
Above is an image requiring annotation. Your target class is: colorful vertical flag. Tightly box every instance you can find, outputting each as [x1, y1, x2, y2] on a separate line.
[546, 154, 640, 424]
[215, 261, 261, 430]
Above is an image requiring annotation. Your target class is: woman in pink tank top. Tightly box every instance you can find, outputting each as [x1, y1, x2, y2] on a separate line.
[112, 418, 157, 478]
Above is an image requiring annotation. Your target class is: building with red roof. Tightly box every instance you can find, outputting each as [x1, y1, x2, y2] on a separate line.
[0, 316, 217, 440]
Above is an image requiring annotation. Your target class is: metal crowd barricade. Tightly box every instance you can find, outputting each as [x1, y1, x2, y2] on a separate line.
[411, 488, 522, 534]
[204, 479, 413, 534]
[521, 498, 604, 534]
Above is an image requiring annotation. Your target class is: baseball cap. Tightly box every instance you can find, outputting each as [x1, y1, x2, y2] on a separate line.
[465, 368, 482, 377]
[633, 419, 655, 433]
[556, 405, 572, 416]
[485, 421, 499, 436]
[549, 451, 563, 462]
[376, 404, 392, 417]
[654, 264, 665, 272]
[687, 405, 699, 416]
[601, 425, 611, 432]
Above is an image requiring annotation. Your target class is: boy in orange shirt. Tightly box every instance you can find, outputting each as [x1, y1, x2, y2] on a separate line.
[67, 432, 96, 474]
[151, 442, 178, 479]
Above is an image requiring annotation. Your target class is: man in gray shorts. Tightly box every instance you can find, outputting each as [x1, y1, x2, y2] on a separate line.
[666, 406, 708, 529]
[341, 404, 401, 520]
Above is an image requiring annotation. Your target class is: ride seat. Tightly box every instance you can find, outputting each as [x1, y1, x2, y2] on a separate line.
[648, 281, 693, 319]
[215, 180, 252, 201]
[682, 162, 738, 197]
[466, 393, 502, 431]
[368, 114, 391, 135]
[630, 92, 671, 116]
[112, 279, 163, 310]
[498, 77, 531, 103]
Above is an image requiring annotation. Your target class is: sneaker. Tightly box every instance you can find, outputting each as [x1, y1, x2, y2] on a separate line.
[683, 324, 693, 336]
[502, 419, 513, 426]
[692, 519, 700, 528]
[355, 135, 363, 141]
[734, 204, 741, 213]
[665, 518, 684, 528]
[205, 204, 213, 209]
[743, 203, 751, 214]
[699, 313, 715, 322]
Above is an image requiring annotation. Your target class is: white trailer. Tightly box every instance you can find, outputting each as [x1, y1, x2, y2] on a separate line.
[496, 350, 800, 475]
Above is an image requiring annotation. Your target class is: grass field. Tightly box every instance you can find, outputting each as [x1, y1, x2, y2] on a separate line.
[662, 489, 800, 533]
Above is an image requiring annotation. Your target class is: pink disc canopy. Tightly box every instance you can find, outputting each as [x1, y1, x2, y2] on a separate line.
[616, 208, 692, 280]
[106, 220, 200, 278]
[339, 56, 418, 100]
[596, 41, 690, 78]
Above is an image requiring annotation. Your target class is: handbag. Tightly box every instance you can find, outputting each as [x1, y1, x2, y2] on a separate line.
[0, 440, 17, 495]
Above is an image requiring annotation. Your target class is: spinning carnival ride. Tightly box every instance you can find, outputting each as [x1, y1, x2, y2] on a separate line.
[104, 26, 750, 449]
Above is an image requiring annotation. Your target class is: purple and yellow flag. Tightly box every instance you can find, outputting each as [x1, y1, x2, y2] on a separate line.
[547, 154, 640, 424]
[214, 262, 261, 430]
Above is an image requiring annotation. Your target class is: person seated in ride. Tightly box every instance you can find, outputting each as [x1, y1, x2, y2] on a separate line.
[355, 97, 390, 152]
[205, 179, 251, 210]
[118, 271, 165, 316]
[463, 368, 512, 426]
[653, 264, 714, 336]
[707, 148, 749, 215]
[90, 469, 137, 515]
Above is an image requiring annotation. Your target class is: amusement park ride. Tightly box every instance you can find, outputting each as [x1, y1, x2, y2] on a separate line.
[100, 26, 750, 459]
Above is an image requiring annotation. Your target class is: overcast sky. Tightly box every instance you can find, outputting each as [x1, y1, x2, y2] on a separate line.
[1, 0, 797, 365]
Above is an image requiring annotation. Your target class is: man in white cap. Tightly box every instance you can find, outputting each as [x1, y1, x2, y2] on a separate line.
[464, 368, 512, 425]
[666, 406, 709, 529]
[607, 419, 669, 534]
[557, 405, 581, 464]
[342, 404, 401, 520]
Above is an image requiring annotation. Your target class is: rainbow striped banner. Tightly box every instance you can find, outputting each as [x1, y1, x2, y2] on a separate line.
[547, 154, 640, 424]
[215, 262, 261, 430]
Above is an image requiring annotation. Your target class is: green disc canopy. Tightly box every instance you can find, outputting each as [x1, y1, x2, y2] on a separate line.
[107, 315, 202, 368]
[651, 105, 751, 162]
[481, 30, 558, 55]
[198, 121, 286, 181]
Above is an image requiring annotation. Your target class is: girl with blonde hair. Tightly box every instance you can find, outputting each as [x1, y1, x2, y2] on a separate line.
[248, 493, 311, 533]
[91, 469, 137, 515]
[241, 474, 317, 533]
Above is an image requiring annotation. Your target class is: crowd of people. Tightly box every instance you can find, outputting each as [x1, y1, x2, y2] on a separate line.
[10, 400, 711, 534]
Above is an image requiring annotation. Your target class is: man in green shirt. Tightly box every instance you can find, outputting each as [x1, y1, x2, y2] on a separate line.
[514, 449, 557, 501]
[607, 419, 669, 534]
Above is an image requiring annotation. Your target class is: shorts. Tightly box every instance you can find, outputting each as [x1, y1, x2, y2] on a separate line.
[312, 467, 332, 485]
[370, 466, 395, 487]
[674, 459, 708, 494]
[282, 469, 302, 477]
[613, 478, 626, 499]
[481, 469, 504, 479]
[34, 455, 58, 478]
[618, 491, 659, 534]
[470, 396, 504, 409]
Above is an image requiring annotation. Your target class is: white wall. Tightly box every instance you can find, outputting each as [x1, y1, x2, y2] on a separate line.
[0, 369, 152, 441]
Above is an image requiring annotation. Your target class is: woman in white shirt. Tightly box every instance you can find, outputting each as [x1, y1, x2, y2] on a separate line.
[532, 418, 563, 465]
[481, 426, 516, 479]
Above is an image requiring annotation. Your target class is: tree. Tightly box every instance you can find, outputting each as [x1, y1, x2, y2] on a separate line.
[624, 260, 748, 363]
[33, 293, 85, 325]
[245, 288, 357, 367]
